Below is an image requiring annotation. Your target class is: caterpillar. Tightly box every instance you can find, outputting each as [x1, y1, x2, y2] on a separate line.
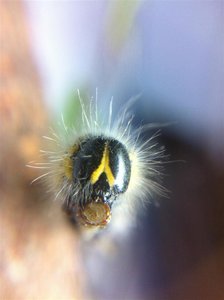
[28, 91, 166, 235]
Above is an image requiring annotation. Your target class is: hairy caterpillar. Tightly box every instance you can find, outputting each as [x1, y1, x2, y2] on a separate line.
[28, 91, 166, 234]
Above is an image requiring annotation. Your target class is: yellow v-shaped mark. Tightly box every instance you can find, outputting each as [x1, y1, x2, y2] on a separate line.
[90, 144, 115, 187]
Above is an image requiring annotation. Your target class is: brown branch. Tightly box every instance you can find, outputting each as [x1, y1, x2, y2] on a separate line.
[0, 1, 85, 299]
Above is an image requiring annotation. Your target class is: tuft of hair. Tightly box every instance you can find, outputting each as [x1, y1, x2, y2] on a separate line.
[28, 90, 167, 233]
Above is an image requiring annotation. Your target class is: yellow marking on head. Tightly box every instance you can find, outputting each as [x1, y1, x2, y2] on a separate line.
[63, 156, 73, 180]
[90, 144, 115, 187]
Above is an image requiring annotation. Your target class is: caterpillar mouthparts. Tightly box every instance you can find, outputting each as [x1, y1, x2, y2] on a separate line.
[78, 201, 112, 227]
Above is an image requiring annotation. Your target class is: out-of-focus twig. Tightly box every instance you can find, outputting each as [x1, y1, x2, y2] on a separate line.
[0, 1, 84, 299]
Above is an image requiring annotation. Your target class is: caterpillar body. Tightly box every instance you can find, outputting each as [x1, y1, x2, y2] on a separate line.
[29, 92, 166, 234]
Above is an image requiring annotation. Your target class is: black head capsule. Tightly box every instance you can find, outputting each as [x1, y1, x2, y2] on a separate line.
[71, 136, 131, 226]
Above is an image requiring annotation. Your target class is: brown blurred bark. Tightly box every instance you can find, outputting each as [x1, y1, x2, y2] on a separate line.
[0, 1, 84, 299]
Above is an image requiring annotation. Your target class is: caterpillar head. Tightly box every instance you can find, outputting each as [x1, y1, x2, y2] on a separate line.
[65, 136, 131, 227]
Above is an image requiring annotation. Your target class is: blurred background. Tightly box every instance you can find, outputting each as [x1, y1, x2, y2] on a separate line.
[1, 1, 224, 299]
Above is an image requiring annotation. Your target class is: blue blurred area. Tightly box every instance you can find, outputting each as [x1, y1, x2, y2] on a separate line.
[24, 1, 223, 163]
